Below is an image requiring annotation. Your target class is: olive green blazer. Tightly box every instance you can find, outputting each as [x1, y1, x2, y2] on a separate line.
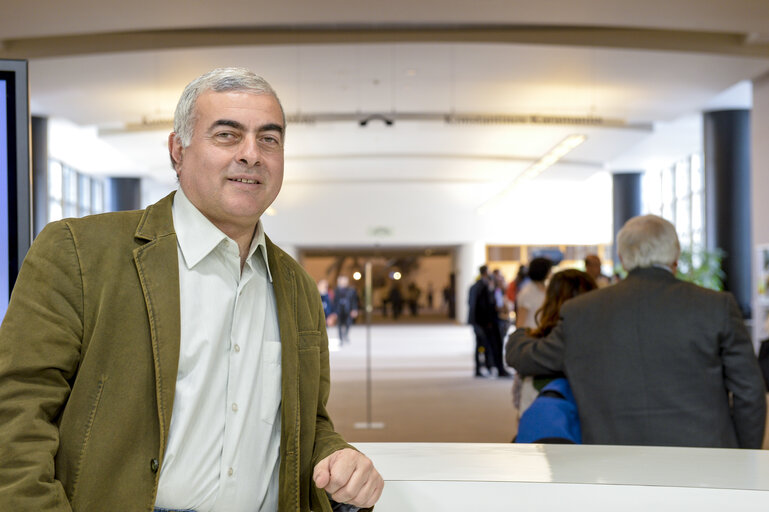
[0, 192, 351, 511]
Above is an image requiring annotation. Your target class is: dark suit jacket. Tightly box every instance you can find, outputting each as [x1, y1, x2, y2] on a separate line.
[468, 278, 495, 326]
[0, 192, 352, 511]
[506, 267, 767, 448]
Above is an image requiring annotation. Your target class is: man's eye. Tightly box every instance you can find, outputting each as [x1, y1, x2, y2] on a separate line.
[258, 135, 283, 149]
[215, 132, 237, 141]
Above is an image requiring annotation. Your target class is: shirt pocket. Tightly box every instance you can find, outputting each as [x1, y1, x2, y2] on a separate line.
[261, 340, 282, 425]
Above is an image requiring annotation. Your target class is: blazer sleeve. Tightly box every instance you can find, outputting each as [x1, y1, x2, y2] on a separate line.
[505, 323, 567, 376]
[719, 293, 767, 448]
[0, 221, 81, 511]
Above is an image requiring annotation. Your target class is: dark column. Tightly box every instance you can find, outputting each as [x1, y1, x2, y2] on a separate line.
[612, 172, 642, 265]
[704, 109, 751, 317]
[108, 177, 141, 212]
[31, 116, 48, 237]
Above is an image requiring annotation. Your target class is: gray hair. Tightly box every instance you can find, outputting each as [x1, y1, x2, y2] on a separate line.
[617, 215, 680, 271]
[173, 67, 285, 148]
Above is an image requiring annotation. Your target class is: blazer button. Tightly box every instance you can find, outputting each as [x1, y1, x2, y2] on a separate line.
[150, 458, 159, 473]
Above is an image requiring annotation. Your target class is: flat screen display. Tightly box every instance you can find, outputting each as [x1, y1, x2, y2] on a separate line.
[0, 60, 31, 321]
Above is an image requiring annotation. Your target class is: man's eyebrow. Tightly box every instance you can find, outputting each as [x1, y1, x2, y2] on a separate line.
[209, 119, 284, 135]
[260, 123, 284, 135]
[211, 119, 245, 131]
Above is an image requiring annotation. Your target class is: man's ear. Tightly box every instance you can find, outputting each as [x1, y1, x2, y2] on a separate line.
[168, 132, 183, 174]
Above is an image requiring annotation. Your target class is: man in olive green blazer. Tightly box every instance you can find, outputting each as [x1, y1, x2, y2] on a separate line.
[0, 68, 382, 511]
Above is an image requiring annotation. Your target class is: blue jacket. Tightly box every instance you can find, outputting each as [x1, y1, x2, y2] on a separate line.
[515, 378, 582, 444]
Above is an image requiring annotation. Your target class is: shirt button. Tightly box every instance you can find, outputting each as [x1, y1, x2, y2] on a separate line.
[228, 467, 234, 477]
[234, 344, 240, 353]
[232, 403, 238, 412]
[150, 458, 159, 473]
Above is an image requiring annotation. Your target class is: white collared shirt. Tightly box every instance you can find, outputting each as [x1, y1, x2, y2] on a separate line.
[155, 188, 282, 512]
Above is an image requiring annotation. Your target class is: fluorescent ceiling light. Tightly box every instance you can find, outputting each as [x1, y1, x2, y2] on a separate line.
[477, 134, 587, 215]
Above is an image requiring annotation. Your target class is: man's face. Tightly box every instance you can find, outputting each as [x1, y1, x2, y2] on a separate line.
[170, 90, 284, 234]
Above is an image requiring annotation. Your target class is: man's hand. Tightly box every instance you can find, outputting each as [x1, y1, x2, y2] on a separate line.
[313, 448, 384, 508]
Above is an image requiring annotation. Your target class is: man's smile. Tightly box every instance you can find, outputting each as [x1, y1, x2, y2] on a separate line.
[229, 177, 260, 184]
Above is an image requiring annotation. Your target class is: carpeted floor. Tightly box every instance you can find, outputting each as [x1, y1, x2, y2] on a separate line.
[326, 323, 519, 443]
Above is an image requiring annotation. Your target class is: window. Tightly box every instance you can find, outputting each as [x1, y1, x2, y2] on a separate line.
[47, 158, 106, 222]
[642, 152, 706, 254]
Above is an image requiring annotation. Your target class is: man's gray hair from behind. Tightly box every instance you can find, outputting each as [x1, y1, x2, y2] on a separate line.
[173, 67, 286, 148]
[617, 214, 681, 272]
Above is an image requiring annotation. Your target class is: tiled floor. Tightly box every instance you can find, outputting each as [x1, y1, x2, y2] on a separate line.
[326, 323, 519, 443]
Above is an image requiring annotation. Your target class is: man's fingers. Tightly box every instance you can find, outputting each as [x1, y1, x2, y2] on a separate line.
[315, 448, 384, 508]
[331, 468, 382, 508]
[330, 455, 383, 508]
[313, 457, 331, 489]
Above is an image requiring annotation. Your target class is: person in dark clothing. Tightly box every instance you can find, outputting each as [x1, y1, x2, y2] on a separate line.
[388, 283, 404, 319]
[468, 265, 511, 378]
[333, 275, 359, 343]
[507, 215, 766, 448]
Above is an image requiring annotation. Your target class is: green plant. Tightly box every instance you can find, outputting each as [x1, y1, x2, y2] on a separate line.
[676, 247, 725, 291]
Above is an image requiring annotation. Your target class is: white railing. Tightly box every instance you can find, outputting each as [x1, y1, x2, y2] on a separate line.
[354, 442, 769, 511]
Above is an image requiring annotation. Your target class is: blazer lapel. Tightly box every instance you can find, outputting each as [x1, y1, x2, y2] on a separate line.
[133, 192, 181, 457]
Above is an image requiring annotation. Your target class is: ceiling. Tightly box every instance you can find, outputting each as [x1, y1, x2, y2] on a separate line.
[3, 0, 769, 232]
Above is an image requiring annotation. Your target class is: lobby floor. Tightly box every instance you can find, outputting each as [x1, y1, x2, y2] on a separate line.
[326, 323, 519, 443]
[326, 322, 769, 447]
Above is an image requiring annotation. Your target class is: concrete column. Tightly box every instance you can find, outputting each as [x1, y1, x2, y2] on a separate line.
[704, 110, 751, 318]
[31, 116, 48, 237]
[108, 177, 141, 212]
[455, 241, 486, 324]
[612, 172, 642, 264]
[751, 73, 769, 345]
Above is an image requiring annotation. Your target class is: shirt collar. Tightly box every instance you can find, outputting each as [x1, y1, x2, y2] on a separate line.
[651, 263, 674, 274]
[172, 187, 273, 281]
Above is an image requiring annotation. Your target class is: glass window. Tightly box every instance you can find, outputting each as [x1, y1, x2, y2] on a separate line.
[691, 154, 703, 192]
[48, 199, 62, 222]
[92, 180, 104, 214]
[78, 174, 91, 217]
[641, 151, 706, 253]
[48, 161, 63, 201]
[675, 160, 690, 200]
[691, 193, 703, 233]
[642, 169, 662, 215]
[676, 196, 691, 235]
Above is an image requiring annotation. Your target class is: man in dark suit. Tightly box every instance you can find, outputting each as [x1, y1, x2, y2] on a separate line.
[506, 215, 766, 448]
[469, 265, 510, 378]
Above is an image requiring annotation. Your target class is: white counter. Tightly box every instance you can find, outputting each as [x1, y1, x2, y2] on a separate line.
[354, 443, 769, 511]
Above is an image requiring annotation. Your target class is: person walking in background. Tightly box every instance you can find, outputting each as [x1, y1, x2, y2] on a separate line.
[468, 265, 511, 378]
[507, 215, 766, 448]
[388, 282, 404, 320]
[333, 275, 359, 343]
[317, 278, 336, 327]
[427, 282, 435, 310]
[406, 282, 421, 316]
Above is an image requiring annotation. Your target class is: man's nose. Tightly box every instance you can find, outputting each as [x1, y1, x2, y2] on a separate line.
[236, 137, 260, 166]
